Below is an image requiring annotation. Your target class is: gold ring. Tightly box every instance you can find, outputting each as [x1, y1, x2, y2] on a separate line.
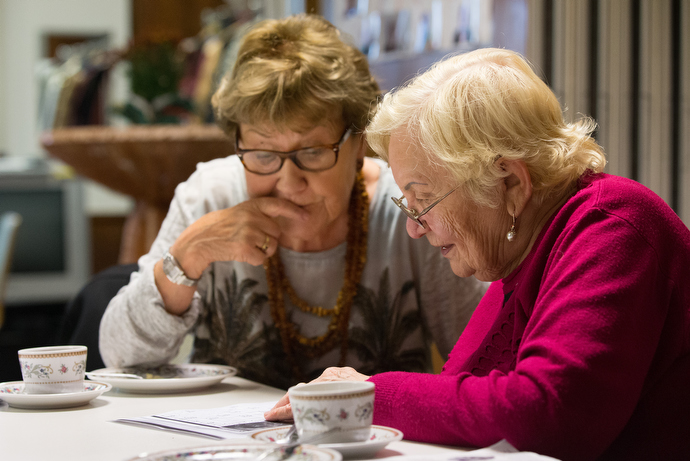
[260, 235, 270, 253]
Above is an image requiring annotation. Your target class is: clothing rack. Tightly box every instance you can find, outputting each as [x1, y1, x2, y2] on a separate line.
[36, 38, 118, 131]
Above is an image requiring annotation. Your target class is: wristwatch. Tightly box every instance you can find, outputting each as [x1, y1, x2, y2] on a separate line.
[162, 251, 200, 287]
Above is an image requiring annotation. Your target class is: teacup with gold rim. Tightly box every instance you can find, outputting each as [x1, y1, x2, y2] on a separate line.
[18, 345, 87, 394]
[288, 381, 375, 444]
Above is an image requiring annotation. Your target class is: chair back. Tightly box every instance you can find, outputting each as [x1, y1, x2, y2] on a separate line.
[58, 263, 138, 371]
[0, 212, 22, 328]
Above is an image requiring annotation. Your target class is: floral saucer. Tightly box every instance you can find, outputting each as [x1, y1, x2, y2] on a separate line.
[252, 425, 403, 458]
[0, 381, 112, 409]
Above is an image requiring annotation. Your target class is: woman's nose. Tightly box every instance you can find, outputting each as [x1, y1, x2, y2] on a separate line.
[276, 159, 307, 191]
[406, 217, 428, 239]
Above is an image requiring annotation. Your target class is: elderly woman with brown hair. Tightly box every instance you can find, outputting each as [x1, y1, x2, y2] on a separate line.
[266, 48, 690, 460]
[98, 14, 487, 390]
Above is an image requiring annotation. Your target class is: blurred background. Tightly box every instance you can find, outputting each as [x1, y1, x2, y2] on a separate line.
[0, 0, 688, 382]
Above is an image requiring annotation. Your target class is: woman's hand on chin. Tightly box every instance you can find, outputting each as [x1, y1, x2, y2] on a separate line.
[264, 367, 370, 421]
[175, 196, 309, 270]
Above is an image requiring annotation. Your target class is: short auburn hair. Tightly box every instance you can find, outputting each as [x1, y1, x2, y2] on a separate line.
[213, 14, 380, 141]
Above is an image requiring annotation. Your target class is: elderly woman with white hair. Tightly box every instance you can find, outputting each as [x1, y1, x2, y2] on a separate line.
[266, 48, 690, 460]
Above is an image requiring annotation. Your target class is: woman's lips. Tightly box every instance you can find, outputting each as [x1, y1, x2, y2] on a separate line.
[441, 244, 454, 256]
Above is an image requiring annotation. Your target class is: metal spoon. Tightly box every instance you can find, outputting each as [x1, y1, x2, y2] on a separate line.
[274, 425, 298, 445]
[86, 372, 144, 380]
[254, 427, 341, 461]
[183, 427, 341, 460]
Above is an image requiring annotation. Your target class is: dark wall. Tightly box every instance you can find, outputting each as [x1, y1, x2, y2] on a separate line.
[0, 303, 66, 382]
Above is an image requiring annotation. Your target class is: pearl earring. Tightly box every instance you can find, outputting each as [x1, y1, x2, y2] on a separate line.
[506, 214, 517, 242]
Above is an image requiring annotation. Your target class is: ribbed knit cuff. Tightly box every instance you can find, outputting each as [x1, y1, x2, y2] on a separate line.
[368, 371, 410, 426]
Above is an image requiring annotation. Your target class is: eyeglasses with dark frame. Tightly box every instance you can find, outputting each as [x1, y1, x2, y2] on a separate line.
[392, 185, 460, 228]
[235, 128, 352, 175]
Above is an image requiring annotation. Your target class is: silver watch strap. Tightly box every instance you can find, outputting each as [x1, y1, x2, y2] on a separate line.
[163, 251, 200, 287]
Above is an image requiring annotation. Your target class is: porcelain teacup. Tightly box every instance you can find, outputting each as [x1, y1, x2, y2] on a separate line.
[18, 345, 87, 394]
[288, 381, 375, 444]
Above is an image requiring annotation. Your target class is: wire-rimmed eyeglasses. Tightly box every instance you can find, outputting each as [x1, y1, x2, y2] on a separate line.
[235, 128, 351, 175]
[391, 185, 460, 228]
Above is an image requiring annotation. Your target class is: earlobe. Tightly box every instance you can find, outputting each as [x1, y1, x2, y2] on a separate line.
[501, 159, 533, 217]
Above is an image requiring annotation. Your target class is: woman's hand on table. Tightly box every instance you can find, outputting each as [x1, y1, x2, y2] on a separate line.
[264, 367, 370, 421]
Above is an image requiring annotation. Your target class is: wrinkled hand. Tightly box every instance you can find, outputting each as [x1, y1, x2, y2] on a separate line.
[156, 196, 309, 315]
[173, 197, 308, 276]
[264, 367, 370, 421]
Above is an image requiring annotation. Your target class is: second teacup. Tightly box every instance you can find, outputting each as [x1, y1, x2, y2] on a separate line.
[288, 380, 375, 443]
[18, 345, 87, 394]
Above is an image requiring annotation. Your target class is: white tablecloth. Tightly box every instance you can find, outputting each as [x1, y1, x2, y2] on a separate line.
[0, 376, 470, 460]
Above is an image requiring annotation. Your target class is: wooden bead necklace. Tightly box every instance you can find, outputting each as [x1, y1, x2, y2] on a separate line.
[264, 170, 369, 380]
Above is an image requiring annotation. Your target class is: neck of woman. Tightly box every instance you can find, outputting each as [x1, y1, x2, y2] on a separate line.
[280, 215, 350, 252]
[505, 184, 578, 277]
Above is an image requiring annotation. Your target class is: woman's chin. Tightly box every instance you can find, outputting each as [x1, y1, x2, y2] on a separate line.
[449, 260, 475, 279]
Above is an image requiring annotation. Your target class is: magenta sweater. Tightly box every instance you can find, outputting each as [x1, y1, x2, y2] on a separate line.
[369, 173, 690, 460]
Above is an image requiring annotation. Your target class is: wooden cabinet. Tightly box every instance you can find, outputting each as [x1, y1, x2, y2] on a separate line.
[132, 0, 226, 44]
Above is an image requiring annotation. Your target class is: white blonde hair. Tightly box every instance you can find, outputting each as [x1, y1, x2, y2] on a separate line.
[367, 48, 606, 207]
